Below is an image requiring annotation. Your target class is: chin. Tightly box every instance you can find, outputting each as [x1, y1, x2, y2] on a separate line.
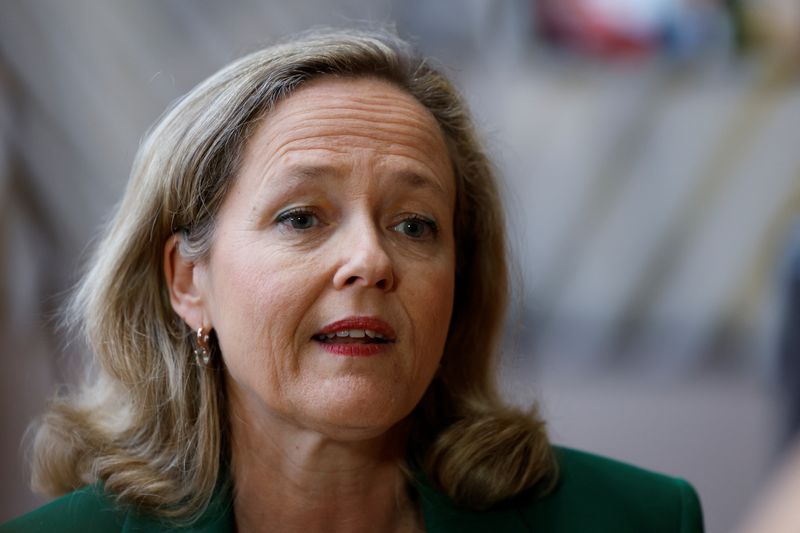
[298, 380, 419, 440]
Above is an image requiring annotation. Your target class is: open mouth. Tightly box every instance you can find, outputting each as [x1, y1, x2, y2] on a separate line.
[312, 318, 397, 346]
[313, 329, 393, 344]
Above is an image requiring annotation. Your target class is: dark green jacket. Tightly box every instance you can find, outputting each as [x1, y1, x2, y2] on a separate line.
[1, 447, 703, 532]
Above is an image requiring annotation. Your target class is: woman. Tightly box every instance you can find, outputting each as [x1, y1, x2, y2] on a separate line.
[2, 29, 703, 532]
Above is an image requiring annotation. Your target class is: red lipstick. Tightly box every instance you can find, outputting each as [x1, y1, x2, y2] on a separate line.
[313, 316, 396, 357]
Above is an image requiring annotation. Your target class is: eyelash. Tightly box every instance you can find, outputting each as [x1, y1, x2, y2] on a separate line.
[275, 208, 439, 240]
[392, 215, 438, 240]
[276, 208, 319, 231]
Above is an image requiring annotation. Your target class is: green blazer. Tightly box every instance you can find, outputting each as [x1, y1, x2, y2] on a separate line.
[1, 447, 703, 532]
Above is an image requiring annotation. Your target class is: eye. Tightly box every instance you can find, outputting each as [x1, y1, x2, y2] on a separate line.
[391, 216, 438, 240]
[276, 208, 319, 230]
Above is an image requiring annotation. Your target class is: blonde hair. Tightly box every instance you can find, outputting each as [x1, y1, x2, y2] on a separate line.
[31, 28, 556, 520]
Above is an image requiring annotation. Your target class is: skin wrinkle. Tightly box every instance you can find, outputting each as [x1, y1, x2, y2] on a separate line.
[261, 93, 444, 129]
[246, 150, 452, 238]
[267, 164, 448, 198]
[259, 144, 448, 201]
[246, 81, 449, 197]
[178, 76, 455, 532]
[283, 106, 442, 130]
[255, 157, 452, 218]
[274, 124, 445, 154]
[270, 91, 443, 129]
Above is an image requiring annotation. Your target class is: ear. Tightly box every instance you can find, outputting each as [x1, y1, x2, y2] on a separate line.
[164, 234, 210, 331]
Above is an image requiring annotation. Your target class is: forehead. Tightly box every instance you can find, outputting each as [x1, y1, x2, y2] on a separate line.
[239, 76, 455, 199]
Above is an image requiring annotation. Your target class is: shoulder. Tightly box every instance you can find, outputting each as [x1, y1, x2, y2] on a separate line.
[417, 446, 704, 533]
[0, 485, 125, 533]
[519, 446, 704, 533]
[0, 484, 234, 533]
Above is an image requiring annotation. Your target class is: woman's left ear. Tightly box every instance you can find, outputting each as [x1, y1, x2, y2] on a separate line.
[163, 234, 210, 331]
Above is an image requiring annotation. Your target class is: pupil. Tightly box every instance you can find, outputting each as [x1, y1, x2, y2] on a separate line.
[406, 221, 423, 237]
[292, 215, 312, 229]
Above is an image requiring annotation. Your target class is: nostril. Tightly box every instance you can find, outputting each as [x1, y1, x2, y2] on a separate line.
[342, 275, 390, 289]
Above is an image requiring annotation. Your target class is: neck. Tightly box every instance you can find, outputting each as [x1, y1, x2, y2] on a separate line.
[227, 386, 423, 533]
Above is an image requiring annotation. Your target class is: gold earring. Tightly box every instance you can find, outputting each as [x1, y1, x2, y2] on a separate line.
[194, 327, 212, 366]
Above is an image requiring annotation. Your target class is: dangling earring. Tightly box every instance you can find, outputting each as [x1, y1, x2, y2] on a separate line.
[194, 327, 212, 366]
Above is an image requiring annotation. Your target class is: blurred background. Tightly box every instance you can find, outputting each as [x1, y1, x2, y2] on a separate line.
[1, 1, 798, 531]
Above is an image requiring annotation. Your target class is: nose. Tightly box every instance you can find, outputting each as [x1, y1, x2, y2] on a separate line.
[332, 218, 394, 291]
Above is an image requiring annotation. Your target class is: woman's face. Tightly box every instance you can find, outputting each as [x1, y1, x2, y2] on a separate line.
[195, 77, 456, 438]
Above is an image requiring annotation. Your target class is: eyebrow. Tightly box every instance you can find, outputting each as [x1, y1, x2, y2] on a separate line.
[283, 164, 340, 184]
[281, 164, 448, 197]
[392, 169, 448, 197]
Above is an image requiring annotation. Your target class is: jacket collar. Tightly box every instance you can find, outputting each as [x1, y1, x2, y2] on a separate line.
[122, 472, 528, 532]
[414, 473, 531, 532]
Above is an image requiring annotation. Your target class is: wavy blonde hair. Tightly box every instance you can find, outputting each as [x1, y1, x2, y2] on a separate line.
[31, 28, 556, 521]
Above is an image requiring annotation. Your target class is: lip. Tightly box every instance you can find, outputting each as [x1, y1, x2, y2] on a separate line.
[314, 316, 397, 340]
[313, 316, 397, 357]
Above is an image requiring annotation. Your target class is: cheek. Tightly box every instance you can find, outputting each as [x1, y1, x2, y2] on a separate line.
[208, 254, 318, 378]
[213, 242, 306, 319]
[409, 259, 456, 373]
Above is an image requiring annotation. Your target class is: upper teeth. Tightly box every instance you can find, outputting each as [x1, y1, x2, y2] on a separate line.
[320, 329, 386, 340]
